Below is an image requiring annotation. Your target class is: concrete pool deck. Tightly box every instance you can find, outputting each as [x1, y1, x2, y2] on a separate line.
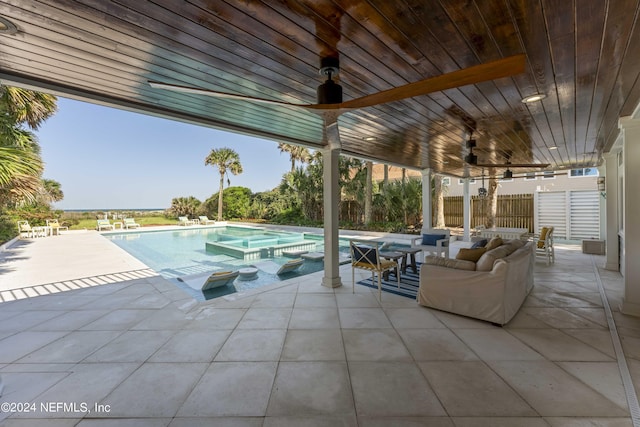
[1, 228, 639, 426]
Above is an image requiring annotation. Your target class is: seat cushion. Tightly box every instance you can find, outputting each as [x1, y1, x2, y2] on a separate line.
[421, 233, 447, 246]
[456, 247, 487, 262]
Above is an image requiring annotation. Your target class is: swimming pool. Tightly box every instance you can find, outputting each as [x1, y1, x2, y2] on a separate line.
[105, 225, 351, 300]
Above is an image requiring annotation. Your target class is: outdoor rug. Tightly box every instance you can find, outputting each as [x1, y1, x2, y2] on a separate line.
[356, 264, 421, 299]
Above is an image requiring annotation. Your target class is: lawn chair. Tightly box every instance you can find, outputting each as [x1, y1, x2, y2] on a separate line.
[46, 219, 68, 235]
[198, 216, 215, 225]
[96, 219, 114, 231]
[350, 239, 400, 299]
[178, 216, 195, 226]
[123, 218, 141, 229]
[17, 220, 46, 238]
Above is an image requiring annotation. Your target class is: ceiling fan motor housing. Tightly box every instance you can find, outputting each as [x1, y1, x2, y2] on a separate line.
[465, 152, 477, 165]
[317, 79, 343, 104]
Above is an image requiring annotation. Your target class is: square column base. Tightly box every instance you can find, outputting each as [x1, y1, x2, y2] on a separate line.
[322, 276, 343, 288]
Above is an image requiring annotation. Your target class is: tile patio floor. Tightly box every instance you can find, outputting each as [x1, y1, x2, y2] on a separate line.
[0, 230, 639, 426]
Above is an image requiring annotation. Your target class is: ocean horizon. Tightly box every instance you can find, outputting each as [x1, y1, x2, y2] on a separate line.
[61, 208, 166, 212]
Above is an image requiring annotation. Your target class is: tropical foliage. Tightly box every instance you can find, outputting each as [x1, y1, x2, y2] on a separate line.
[168, 196, 201, 217]
[278, 142, 310, 172]
[205, 147, 243, 221]
[0, 85, 61, 243]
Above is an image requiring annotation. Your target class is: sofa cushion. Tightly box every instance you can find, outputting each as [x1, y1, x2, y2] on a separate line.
[476, 244, 518, 271]
[485, 236, 504, 250]
[425, 255, 476, 271]
[504, 239, 525, 251]
[471, 238, 488, 248]
[421, 233, 447, 246]
[456, 247, 487, 262]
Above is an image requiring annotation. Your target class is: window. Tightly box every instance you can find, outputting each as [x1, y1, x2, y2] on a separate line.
[441, 177, 450, 186]
[570, 167, 599, 177]
[542, 170, 555, 179]
[458, 178, 476, 184]
[524, 172, 537, 180]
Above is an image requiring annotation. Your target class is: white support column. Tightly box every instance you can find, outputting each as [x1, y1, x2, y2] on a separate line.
[421, 168, 432, 231]
[618, 116, 640, 315]
[604, 151, 619, 271]
[321, 116, 343, 288]
[463, 178, 471, 242]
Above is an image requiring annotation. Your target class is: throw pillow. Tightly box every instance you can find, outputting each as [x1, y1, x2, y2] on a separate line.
[471, 238, 488, 248]
[421, 233, 447, 246]
[456, 247, 487, 263]
[538, 227, 549, 248]
[485, 236, 504, 251]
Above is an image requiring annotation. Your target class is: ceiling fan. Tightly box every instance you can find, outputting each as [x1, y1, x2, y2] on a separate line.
[150, 54, 526, 169]
[149, 55, 526, 138]
[465, 139, 549, 178]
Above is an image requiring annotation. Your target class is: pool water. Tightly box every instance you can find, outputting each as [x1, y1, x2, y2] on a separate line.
[105, 225, 351, 300]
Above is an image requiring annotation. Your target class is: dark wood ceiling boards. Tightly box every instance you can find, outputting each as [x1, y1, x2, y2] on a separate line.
[1, 0, 640, 177]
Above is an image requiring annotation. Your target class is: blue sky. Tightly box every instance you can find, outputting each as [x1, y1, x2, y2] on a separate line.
[36, 97, 293, 210]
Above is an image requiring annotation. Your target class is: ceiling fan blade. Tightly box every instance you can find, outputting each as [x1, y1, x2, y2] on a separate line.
[148, 81, 314, 109]
[339, 54, 526, 110]
[476, 163, 550, 168]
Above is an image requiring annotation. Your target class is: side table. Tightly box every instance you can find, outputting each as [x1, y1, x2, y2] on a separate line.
[379, 251, 405, 281]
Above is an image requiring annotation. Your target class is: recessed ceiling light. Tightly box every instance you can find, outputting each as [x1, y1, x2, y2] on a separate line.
[0, 16, 17, 34]
[363, 136, 376, 141]
[549, 146, 558, 150]
[521, 94, 546, 103]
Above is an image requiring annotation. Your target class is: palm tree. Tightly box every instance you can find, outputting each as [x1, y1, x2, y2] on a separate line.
[278, 142, 310, 172]
[0, 85, 57, 205]
[205, 147, 243, 221]
[364, 161, 373, 225]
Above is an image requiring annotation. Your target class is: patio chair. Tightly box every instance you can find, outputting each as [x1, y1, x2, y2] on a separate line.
[198, 215, 215, 225]
[534, 226, 555, 265]
[411, 228, 450, 258]
[46, 219, 68, 235]
[276, 258, 304, 275]
[350, 239, 400, 299]
[96, 219, 114, 231]
[178, 216, 195, 226]
[123, 218, 141, 229]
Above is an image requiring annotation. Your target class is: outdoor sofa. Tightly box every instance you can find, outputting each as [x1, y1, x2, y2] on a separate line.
[417, 238, 534, 325]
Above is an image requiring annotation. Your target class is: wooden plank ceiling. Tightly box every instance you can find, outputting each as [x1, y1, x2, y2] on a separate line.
[1, 0, 640, 177]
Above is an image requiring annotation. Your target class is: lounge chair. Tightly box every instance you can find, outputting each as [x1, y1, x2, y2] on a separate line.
[178, 216, 195, 226]
[17, 220, 46, 238]
[276, 258, 304, 275]
[96, 219, 114, 231]
[46, 219, 68, 235]
[198, 216, 215, 225]
[177, 270, 239, 290]
[123, 218, 141, 229]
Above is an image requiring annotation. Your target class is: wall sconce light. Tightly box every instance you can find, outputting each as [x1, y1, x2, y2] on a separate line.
[597, 176, 605, 191]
